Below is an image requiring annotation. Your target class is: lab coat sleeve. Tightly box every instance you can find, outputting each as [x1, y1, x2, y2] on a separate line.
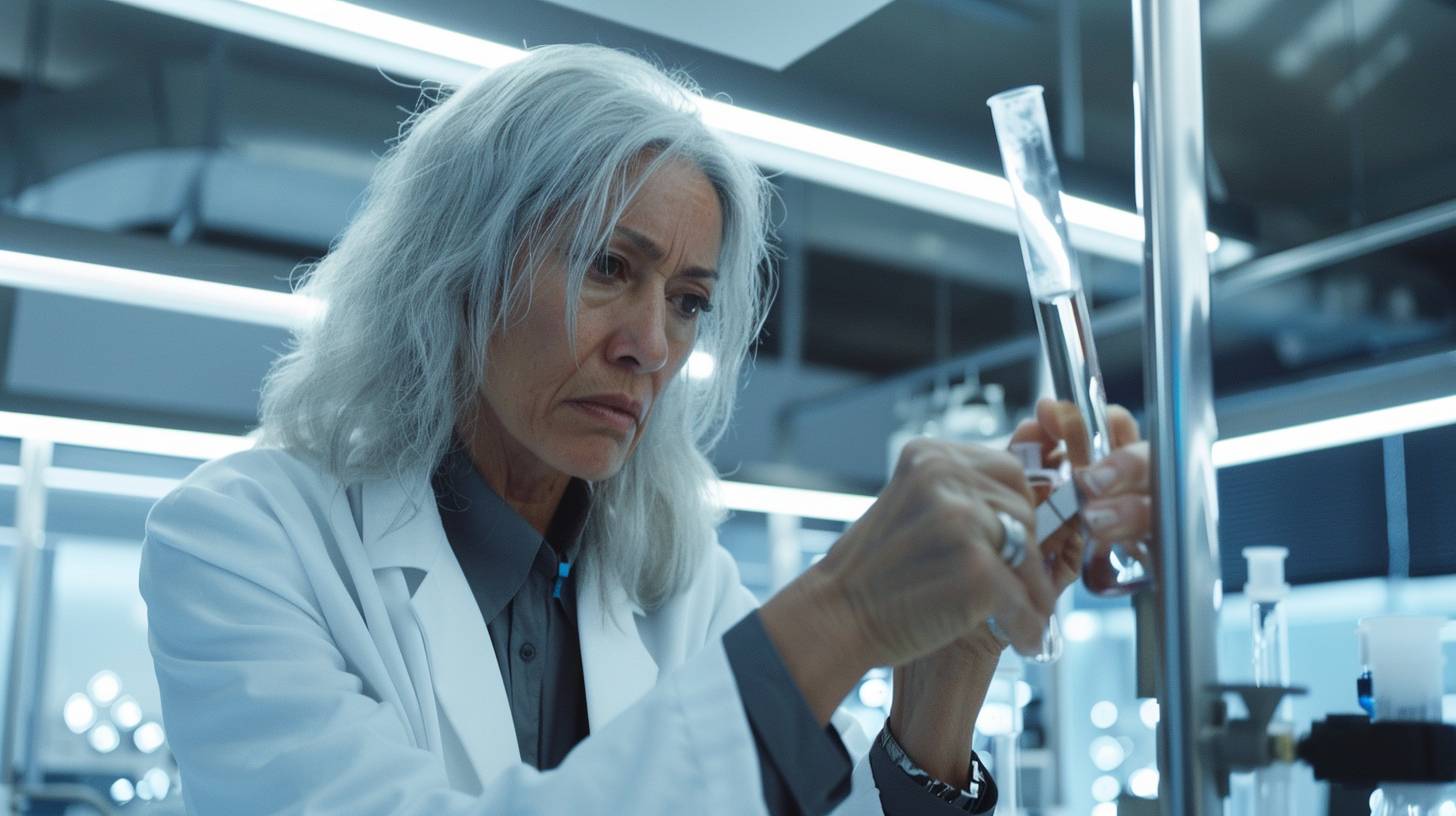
[703, 547, 997, 815]
[140, 473, 767, 816]
[700, 546, 887, 815]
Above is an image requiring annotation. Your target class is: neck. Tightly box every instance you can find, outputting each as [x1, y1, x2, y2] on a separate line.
[463, 412, 571, 536]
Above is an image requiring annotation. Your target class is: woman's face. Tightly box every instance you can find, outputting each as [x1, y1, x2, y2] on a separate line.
[478, 158, 723, 484]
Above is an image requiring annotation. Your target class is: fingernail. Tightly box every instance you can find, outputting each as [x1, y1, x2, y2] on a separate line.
[1083, 464, 1119, 496]
[1083, 506, 1119, 532]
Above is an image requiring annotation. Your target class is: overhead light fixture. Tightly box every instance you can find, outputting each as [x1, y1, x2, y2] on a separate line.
[7, 392, 1456, 518]
[107, 0, 525, 76]
[86, 670, 123, 707]
[87, 722, 122, 754]
[0, 410, 254, 460]
[103, 0, 1247, 267]
[0, 409, 882, 520]
[132, 721, 167, 754]
[0, 249, 320, 329]
[63, 692, 97, 734]
[0, 465, 185, 500]
[714, 480, 875, 522]
[685, 350, 717, 381]
[1211, 394, 1456, 468]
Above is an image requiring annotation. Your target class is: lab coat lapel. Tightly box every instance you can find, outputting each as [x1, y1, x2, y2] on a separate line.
[577, 566, 660, 732]
[360, 475, 521, 788]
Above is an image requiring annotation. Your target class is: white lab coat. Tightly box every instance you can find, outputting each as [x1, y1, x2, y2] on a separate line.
[140, 447, 885, 815]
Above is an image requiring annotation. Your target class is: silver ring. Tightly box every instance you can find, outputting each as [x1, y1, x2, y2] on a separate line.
[986, 616, 1012, 646]
[996, 511, 1028, 568]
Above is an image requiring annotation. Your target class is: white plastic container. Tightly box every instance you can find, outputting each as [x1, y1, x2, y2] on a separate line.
[1358, 615, 1453, 816]
[1358, 616, 1446, 722]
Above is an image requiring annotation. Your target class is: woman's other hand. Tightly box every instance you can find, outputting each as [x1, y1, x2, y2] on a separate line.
[1019, 398, 1151, 590]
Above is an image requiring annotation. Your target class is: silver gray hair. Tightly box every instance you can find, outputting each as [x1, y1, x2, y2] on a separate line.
[257, 45, 774, 612]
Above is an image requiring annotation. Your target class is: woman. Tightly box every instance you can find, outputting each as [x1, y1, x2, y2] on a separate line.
[140, 45, 1153, 815]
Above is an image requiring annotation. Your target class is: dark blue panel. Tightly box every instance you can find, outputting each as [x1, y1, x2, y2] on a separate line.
[1218, 440, 1387, 592]
[1406, 424, 1456, 577]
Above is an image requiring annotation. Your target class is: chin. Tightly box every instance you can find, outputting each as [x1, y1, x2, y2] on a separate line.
[554, 441, 631, 482]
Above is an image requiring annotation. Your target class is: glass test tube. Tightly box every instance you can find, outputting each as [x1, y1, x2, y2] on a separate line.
[987, 85, 1153, 596]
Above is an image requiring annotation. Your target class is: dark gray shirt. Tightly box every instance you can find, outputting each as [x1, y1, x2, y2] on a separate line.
[431, 446, 996, 813]
[433, 447, 590, 769]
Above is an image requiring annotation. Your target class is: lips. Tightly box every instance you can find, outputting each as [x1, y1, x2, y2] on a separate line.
[571, 393, 646, 427]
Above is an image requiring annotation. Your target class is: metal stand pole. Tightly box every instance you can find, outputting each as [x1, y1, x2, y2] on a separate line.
[1134, 0, 1225, 814]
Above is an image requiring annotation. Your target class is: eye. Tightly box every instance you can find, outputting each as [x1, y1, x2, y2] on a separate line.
[672, 293, 714, 320]
[589, 252, 628, 281]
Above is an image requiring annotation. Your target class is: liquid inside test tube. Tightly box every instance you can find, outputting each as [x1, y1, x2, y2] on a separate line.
[988, 85, 1152, 596]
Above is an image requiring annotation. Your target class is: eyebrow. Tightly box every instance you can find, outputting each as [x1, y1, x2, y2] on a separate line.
[614, 226, 719, 280]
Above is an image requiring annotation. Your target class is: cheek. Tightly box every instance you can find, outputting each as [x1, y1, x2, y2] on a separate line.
[570, 308, 614, 364]
[485, 313, 574, 421]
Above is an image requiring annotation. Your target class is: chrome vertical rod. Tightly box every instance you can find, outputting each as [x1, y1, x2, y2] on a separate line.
[1134, 0, 1225, 814]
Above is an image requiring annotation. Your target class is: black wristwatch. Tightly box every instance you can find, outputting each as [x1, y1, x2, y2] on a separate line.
[876, 723, 995, 812]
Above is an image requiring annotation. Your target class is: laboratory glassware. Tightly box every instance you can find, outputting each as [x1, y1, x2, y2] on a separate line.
[1244, 547, 1296, 816]
[1009, 441, 1064, 664]
[987, 85, 1153, 596]
[982, 653, 1026, 815]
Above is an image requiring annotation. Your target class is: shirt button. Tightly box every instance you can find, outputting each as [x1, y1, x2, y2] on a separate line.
[519, 642, 536, 662]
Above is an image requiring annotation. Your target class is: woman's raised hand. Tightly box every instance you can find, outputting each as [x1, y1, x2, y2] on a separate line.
[815, 437, 1059, 663]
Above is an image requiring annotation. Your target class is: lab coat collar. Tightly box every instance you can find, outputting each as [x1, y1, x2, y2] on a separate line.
[356, 465, 660, 787]
[575, 563, 658, 733]
[358, 469, 442, 572]
[358, 470, 519, 782]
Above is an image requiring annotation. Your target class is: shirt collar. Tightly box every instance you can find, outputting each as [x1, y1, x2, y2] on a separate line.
[431, 445, 592, 624]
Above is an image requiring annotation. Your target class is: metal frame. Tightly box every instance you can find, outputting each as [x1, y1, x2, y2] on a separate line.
[1134, 0, 1224, 812]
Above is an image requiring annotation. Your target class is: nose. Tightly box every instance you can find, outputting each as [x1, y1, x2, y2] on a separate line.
[606, 289, 671, 374]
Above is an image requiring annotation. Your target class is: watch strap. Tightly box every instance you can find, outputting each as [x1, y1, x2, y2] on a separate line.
[876, 723, 987, 812]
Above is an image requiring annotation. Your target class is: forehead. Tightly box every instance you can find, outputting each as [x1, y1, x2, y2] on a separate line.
[615, 158, 723, 261]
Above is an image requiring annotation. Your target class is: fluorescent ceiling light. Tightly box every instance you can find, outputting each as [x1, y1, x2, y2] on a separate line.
[0, 249, 321, 329]
[106, 0, 524, 77]
[0, 411, 253, 461]
[715, 480, 875, 522]
[14, 396, 1448, 515]
[1, 409, 877, 519]
[0, 465, 181, 500]
[104, 0, 1247, 268]
[1211, 394, 1456, 468]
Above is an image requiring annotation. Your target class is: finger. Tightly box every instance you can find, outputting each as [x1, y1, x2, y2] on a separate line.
[980, 556, 1050, 656]
[971, 446, 1038, 510]
[1015, 408, 1062, 458]
[1077, 440, 1151, 497]
[1081, 494, 1153, 543]
[1042, 525, 1087, 592]
[1008, 417, 1045, 447]
[982, 488, 1057, 618]
[1039, 398, 1092, 467]
[1108, 404, 1142, 448]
